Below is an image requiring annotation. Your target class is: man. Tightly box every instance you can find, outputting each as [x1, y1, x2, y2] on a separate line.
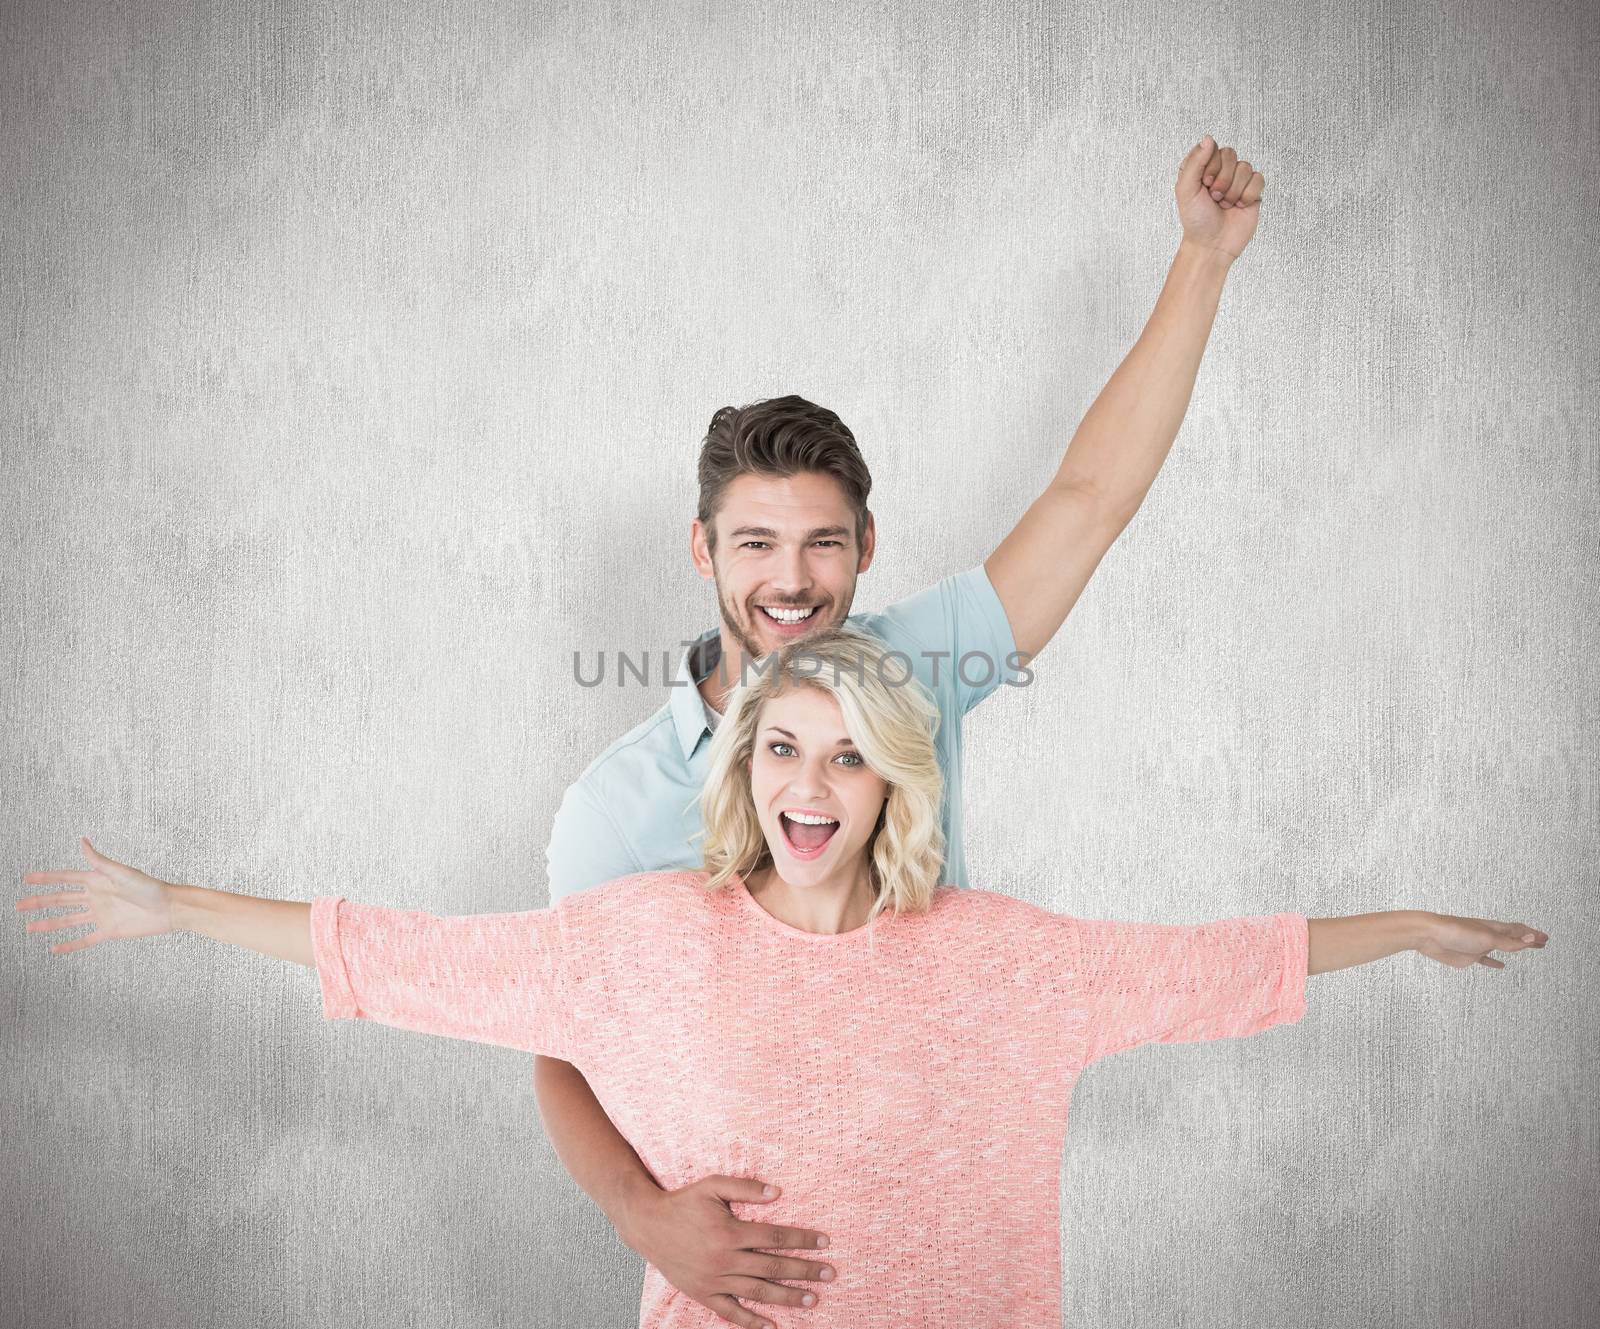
[539, 134, 1264, 1329]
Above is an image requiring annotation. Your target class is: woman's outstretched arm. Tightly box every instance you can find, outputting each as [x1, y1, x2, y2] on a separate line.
[1309, 910, 1549, 976]
[17, 836, 309, 963]
[18, 836, 576, 1058]
[1064, 906, 1549, 1068]
[171, 883, 311, 965]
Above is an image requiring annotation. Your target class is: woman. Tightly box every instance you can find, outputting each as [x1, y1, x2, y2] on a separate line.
[17, 627, 1549, 1329]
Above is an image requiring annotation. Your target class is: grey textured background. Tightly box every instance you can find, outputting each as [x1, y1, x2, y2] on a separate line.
[5, 0, 1597, 1325]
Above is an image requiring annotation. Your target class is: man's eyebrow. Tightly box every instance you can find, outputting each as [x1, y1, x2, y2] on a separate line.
[727, 525, 852, 541]
[763, 726, 854, 747]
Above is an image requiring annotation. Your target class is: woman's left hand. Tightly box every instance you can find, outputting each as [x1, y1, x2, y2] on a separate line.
[1176, 135, 1266, 261]
[1414, 913, 1550, 970]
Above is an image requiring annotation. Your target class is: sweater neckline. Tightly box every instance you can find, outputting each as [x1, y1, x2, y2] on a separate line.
[730, 871, 889, 944]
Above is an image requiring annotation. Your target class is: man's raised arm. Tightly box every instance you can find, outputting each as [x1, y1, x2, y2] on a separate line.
[985, 134, 1265, 663]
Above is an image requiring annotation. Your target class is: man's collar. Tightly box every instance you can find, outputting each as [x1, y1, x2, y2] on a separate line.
[669, 628, 724, 761]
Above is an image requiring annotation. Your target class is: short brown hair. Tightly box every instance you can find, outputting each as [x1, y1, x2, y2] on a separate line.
[696, 395, 873, 559]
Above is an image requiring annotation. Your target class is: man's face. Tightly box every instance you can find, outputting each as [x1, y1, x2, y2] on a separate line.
[691, 471, 876, 670]
[746, 685, 888, 887]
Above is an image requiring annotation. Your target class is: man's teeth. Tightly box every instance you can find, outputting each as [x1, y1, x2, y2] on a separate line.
[784, 812, 838, 825]
[760, 605, 817, 624]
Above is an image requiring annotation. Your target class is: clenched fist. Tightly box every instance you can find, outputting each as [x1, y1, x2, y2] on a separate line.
[1177, 134, 1266, 260]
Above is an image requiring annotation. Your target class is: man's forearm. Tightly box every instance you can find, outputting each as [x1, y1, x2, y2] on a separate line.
[1054, 238, 1234, 526]
[169, 883, 314, 967]
[533, 1054, 659, 1248]
[1308, 911, 1429, 976]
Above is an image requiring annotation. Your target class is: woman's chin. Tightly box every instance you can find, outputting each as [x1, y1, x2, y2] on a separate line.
[781, 843, 872, 885]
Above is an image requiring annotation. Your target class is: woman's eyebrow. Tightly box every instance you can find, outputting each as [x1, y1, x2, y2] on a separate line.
[762, 727, 854, 747]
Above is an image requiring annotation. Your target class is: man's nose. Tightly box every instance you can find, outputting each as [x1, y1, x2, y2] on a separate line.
[767, 546, 812, 595]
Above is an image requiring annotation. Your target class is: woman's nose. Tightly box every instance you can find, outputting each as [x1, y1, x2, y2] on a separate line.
[787, 764, 832, 800]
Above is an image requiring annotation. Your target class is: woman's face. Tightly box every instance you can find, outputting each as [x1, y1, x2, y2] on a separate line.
[747, 685, 888, 887]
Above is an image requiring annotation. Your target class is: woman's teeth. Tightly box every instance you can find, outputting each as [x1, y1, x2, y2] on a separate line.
[780, 811, 839, 856]
[760, 605, 817, 624]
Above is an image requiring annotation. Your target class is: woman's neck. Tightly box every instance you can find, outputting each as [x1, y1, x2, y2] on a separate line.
[743, 862, 878, 935]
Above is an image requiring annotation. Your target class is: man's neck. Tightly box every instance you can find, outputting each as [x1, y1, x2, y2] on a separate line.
[697, 629, 756, 715]
[696, 669, 728, 716]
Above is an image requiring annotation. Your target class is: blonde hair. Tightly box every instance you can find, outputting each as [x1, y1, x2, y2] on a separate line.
[693, 626, 946, 928]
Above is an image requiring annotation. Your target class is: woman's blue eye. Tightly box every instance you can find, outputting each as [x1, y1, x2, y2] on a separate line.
[767, 742, 863, 766]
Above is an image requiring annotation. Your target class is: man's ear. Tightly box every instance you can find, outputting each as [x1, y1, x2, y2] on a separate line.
[690, 519, 715, 579]
[857, 509, 876, 574]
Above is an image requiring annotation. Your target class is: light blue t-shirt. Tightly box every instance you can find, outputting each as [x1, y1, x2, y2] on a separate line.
[545, 563, 1025, 902]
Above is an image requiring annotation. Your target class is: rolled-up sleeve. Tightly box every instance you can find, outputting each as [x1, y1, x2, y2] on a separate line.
[309, 896, 577, 1061]
[1068, 913, 1308, 1067]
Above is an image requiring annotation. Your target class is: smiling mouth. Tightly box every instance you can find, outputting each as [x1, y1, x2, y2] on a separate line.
[780, 812, 839, 856]
[757, 604, 820, 625]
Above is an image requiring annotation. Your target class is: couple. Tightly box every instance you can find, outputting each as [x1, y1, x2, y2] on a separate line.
[18, 627, 1549, 1326]
[14, 136, 1550, 1328]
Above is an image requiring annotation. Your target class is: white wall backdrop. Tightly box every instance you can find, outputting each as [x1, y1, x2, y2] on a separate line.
[5, 0, 1596, 1325]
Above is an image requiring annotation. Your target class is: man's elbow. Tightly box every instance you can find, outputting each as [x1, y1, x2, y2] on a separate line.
[533, 1054, 589, 1107]
[1052, 475, 1141, 538]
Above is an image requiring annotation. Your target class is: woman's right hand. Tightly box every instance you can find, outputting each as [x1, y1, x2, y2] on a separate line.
[621, 1175, 836, 1329]
[16, 836, 177, 954]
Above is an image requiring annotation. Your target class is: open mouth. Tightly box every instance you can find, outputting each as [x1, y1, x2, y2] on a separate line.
[758, 604, 821, 633]
[779, 811, 839, 860]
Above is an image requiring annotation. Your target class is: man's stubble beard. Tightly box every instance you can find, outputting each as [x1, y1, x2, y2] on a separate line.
[710, 569, 858, 689]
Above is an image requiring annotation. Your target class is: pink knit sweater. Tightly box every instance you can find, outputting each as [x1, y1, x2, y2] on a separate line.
[310, 870, 1308, 1326]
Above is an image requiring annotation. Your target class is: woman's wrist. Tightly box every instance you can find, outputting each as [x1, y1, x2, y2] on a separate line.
[1405, 910, 1440, 951]
[166, 882, 203, 934]
[1308, 909, 1438, 975]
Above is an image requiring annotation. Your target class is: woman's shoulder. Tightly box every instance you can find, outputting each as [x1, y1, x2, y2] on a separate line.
[551, 868, 717, 926]
[915, 884, 1067, 932]
[550, 870, 737, 968]
[932, 883, 1056, 913]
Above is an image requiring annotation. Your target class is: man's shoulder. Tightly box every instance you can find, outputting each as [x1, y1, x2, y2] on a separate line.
[567, 699, 685, 798]
[850, 563, 1005, 644]
[843, 562, 1022, 713]
[546, 699, 702, 901]
[846, 569, 954, 650]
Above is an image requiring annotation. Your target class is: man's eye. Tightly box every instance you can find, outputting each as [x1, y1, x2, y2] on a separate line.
[815, 540, 842, 548]
[741, 541, 769, 550]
